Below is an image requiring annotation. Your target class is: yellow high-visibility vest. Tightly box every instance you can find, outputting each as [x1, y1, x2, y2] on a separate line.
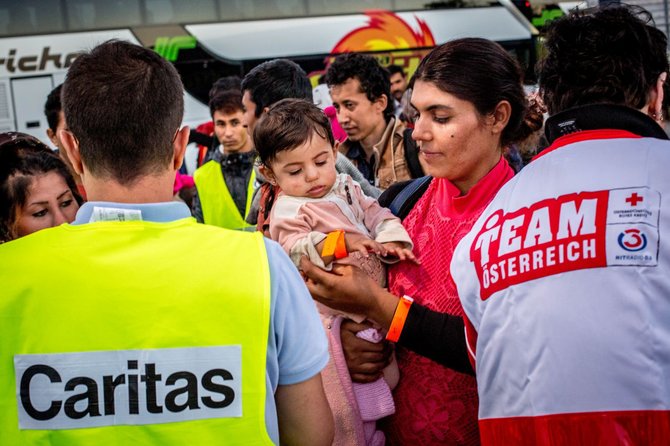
[194, 160, 256, 230]
[0, 218, 272, 445]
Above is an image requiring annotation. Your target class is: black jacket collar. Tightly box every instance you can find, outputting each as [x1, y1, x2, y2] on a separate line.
[544, 104, 668, 144]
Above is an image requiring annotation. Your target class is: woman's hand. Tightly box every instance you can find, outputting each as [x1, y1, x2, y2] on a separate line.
[300, 257, 381, 315]
[340, 320, 393, 383]
[300, 257, 400, 329]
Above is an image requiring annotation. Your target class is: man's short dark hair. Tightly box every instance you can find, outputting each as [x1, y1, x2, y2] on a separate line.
[208, 75, 241, 100]
[325, 53, 394, 120]
[62, 40, 184, 185]
[209, 90, 244, 117]
[254, 99, 334, 166]
[44, 84, 63, 132]
[241, 59, 312, 118]
[387, 64, 405, 78]
[539, 5, 669, 115]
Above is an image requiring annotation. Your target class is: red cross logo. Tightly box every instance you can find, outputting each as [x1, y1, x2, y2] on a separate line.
[625, 192, 644, 206]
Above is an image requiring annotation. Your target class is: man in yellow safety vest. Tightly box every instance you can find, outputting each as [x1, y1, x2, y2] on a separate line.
[0, 40, 333, 446]
[193, 89, 257, 230]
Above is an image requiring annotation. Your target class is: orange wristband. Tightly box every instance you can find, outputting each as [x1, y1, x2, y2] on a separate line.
[321, 230, 347, 259]
[386, 295, 413, 342]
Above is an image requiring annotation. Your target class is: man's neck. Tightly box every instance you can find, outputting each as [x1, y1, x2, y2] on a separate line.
[220, 141, 253, 156]
[83, 173, 176, 204]
[358, 117, 389, 161]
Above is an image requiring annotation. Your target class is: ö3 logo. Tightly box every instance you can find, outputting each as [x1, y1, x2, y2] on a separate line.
[618, 228, 647, 252]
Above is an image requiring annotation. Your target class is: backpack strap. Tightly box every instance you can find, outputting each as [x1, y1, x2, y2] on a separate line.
[388, 175, 432, 220]
[402, 128, 425, 179]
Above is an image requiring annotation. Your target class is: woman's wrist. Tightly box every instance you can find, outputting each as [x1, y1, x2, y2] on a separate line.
[385, 295, 413, 342]
[369, 289, 403, 330]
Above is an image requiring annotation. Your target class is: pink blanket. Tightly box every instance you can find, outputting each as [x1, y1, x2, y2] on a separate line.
[321, 314, 396, 446]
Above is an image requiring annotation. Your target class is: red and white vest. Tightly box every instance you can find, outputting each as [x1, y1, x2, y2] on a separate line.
[452, 129, 670, 445]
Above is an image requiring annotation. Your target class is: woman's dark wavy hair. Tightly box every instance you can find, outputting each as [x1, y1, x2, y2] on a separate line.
[538, 5, 669, 115]
[0, 132, 83, 243]
[413, 38, 539, 147]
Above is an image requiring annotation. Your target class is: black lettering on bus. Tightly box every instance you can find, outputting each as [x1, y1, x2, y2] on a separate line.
[6, 49, 16, 73]
[39, 47, 62, 70]
[64, 52, 78, 68]
[18, 56, 38, 72]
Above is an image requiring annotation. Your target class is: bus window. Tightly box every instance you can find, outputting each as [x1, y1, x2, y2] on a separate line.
[65, 0, 142, 30]
[0, 1, 65, 35]
[306, 0, 393, 15]
[144, 0, 218, 25]
[216, 0, 306, 20]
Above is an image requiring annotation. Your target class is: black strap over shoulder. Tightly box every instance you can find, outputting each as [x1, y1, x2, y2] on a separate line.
[403, 128, 425, 179]
[379, 176, 432, 220]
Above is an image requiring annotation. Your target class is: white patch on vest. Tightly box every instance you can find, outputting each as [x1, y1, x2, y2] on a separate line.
[606, 187, 660, 266]
[15, 346, 242, 430]
[470, 187, 661, 300]
[89, 207, 143, 222]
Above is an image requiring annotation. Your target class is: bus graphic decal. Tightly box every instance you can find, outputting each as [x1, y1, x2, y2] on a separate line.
[331, 11, 436, 53]
[154, 36, 197, 62]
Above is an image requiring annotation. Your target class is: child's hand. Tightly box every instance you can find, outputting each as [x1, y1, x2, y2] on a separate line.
[345, 233, 386, 257]
[381, 242, 420, 264]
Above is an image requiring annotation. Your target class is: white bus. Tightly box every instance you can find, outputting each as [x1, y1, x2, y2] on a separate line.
[0, 0, 537, 143]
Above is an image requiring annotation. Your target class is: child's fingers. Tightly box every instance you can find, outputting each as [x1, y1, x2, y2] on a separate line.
[404, 249, 421, 264]
[355, 242, 371, 257]
[368, 240, 385, 256]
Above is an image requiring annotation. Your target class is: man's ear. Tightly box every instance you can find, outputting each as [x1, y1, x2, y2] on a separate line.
[172, 126, 190, 170]
[58, 129, 84, 176]
[374, 94, 388, 114]
[647, 72, 667, 122]
[489, 100, 512, 135]
[259, 164, 277, 186]
[46, 128, 58, 146]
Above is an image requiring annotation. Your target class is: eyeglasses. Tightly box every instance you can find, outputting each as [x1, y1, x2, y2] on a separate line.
[0, 132, 52, 153]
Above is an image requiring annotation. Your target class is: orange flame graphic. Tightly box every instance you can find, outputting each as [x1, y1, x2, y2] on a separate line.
[331, 10, 436, 53]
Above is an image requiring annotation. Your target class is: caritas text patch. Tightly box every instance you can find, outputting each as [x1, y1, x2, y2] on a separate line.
[15, 346, 242, 430]
[470, 187, 660, 300]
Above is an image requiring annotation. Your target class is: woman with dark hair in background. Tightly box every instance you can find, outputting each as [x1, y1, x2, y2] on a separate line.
[0, 132, 83, 243]
[303, 38, 543, 445]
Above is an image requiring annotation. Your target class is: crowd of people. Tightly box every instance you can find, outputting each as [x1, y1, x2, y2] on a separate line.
[1, 4, 669, 445]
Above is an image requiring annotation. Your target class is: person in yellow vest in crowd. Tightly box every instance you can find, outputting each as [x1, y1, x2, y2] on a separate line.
[0, 40, 333, 446]
[192, 89, 257, 230]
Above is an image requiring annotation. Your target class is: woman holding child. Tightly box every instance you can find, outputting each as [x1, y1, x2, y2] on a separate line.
[302, 38, 543, 445]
